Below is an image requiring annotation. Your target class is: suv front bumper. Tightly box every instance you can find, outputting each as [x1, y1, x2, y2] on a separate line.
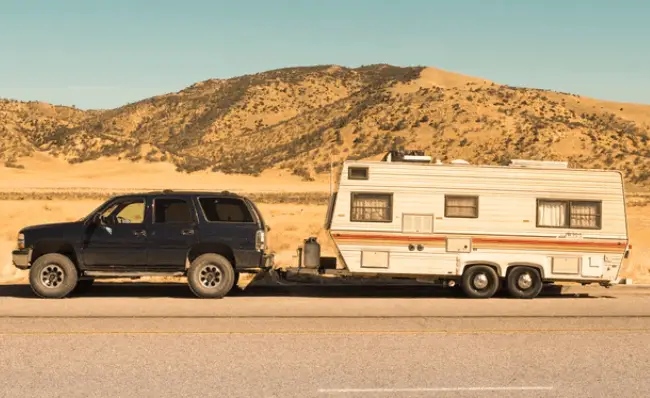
[12, 249, 32, 270]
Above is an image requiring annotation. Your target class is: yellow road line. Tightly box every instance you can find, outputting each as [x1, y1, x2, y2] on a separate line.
[1, 328, 649, 336]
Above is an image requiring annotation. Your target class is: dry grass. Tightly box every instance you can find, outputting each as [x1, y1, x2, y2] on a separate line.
[1, 196, 649, 284]
[3, 64, 650, 189]
[3, 61, 650, 283]
[0, 190, 330, 205]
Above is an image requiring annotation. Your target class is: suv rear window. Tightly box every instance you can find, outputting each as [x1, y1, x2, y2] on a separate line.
[199, 197, 254, 223]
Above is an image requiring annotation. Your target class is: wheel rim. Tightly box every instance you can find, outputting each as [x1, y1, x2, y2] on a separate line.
[517, 272, 534, 290]
[40, 265, 65, 288]
[199, 265, 222, 288]
[472, 273, 489, 290]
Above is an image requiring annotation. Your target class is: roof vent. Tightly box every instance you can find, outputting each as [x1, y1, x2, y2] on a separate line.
[509, 159, 568, 169]
[383, 150, 432, 163]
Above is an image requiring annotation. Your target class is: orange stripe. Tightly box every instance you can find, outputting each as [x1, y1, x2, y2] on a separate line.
[331, 233, 627, 249]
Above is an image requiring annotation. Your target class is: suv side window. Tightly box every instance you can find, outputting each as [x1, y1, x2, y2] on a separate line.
[199, 197, 253, 223]
[101, 199, 145, 225]
[154, 198, 194, 223]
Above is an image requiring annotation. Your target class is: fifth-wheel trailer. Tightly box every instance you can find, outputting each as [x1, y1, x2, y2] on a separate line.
[278, 150, 630, 299]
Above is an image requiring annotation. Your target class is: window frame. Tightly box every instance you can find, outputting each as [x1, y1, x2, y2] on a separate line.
[97, 196, 146, 225]
[535, 198, 602, 230]
[350, 192, 393, 223]
[444, 195, 479, 219]
[195, 195, 257, 224]
[151, 196, 197, 224]
[348, 166, 369, 180]
[112, 200, 146, 224]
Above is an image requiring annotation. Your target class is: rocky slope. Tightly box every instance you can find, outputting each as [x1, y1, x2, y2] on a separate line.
[2, 64, 650, 186]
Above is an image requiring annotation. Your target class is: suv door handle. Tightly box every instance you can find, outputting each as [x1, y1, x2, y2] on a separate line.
[181, 229, 194, 236]
[133, 230, 147, 237]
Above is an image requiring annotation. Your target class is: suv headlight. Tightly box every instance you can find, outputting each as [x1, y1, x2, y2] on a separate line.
[17, 233, 25, 250]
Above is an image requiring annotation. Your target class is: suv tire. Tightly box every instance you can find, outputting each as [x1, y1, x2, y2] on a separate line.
[29, 253, 79, 299]
[187, 253, 235, 298]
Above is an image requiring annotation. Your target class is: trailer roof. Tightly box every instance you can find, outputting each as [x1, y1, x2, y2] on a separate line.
[343, 158, 621, 173]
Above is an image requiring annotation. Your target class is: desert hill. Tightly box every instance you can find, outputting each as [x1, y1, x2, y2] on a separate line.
[2, 64, 650, 186]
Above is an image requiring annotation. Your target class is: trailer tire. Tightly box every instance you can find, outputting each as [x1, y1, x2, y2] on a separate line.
[506, 266, 543, 299]
[461, 265, 499, 299]
[29, 253, 79, 299]
[187, 253, 235, 298]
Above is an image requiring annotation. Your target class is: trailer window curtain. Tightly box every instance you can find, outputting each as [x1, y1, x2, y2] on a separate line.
[445, 196, 478, 218]
[537, 200, 567, 227]
[537, 200, 601, 229]
[570, 202, 601, 229]
[351, 193, 392, 222]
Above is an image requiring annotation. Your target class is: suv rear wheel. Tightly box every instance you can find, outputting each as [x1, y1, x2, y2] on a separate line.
[29, 253, 79, 299]
[187, 253, 235, 298]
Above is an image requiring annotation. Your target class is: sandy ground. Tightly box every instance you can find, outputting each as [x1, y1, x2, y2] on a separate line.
[1, 155, 649, 283]
[2, 197, 649, 283]
[1, 152, 331, 192]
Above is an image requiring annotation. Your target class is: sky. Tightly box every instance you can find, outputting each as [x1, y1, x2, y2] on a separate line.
[1, 0, 648, 110]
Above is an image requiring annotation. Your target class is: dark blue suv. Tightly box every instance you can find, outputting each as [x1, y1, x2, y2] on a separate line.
[12, 190, 272, 298]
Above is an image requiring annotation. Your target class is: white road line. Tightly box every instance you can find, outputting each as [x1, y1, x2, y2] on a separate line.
[318, 386, 554, 393]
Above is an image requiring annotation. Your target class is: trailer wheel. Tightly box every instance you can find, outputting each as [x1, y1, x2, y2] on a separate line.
[506, 266, 543, 299]
[461, 265, 499, 299]
[187, 253, 235, 298]
[29, 253, 79, 299]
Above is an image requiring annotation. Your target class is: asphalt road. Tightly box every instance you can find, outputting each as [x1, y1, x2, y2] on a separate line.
[0, 283, 649, 398]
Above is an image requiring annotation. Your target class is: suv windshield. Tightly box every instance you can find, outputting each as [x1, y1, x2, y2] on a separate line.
[79, 198, 114, 221]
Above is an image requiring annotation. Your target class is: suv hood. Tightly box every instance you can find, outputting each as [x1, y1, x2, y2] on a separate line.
[21, 221, 85, 234]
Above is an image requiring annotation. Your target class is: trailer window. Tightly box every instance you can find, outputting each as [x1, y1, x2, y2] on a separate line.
[537, 199, 601, 229]
[348, 167, 369, 180]
[351, 193, 392, 222]
[444, 195, 478, 218]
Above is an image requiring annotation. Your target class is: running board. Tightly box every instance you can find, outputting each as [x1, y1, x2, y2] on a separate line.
[84, 271, 185, 278]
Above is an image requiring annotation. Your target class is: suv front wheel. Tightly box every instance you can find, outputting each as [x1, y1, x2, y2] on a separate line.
[29, 253, 79, 299]
[187, 253, 236, 298]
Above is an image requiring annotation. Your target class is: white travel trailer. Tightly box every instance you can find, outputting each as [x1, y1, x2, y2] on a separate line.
[321, 151, 630, 299]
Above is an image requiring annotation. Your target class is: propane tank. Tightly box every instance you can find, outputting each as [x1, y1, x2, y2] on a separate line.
[303, 237, 321, 269]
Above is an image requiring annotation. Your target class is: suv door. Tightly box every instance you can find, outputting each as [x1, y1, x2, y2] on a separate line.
[147, 196, 199, 270]
[83, 197, 148, 268]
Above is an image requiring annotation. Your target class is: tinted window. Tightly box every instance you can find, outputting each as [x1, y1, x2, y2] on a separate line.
[101, 199, 145, 224]
[199, 197, 253, 223]
[154, 198, 193, 223]
[348, 167, 368, 180]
